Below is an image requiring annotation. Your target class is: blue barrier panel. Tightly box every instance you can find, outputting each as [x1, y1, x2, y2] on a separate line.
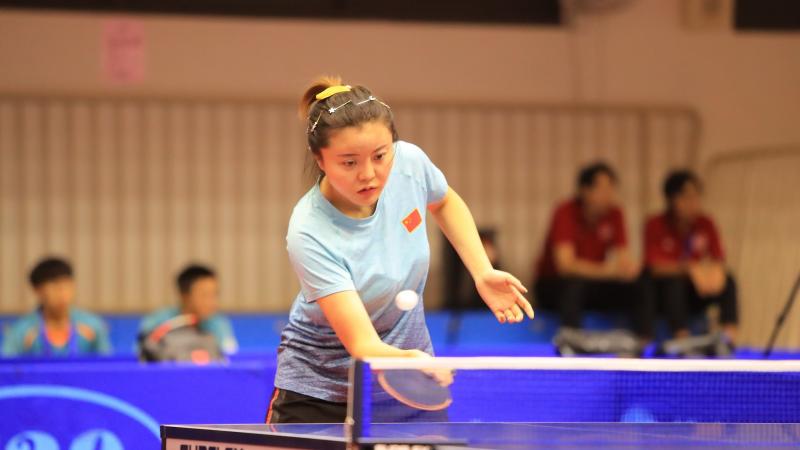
[104, 315, 141, 355]
[0, 358, 276, 450]
[3, 310, 713, 357]
[446, 310, 561, 345]
[102, 311, 560, 355]
[226, 314, 288, 353]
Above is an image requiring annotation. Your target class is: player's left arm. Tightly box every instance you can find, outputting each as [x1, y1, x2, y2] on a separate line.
[428, 187, 534, 323]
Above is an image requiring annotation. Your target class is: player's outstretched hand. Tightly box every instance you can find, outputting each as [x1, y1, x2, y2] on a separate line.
[475, 269, 534, 324]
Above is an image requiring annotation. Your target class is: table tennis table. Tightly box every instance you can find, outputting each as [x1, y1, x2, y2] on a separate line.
[161, 422, 800, 449]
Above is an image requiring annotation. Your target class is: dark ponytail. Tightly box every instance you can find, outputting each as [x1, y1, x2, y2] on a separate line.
[298, 75, 343, 120]
[299, 75, 398, 158]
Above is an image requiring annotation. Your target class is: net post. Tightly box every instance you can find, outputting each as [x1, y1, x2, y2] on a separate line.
[346, 359, 372, 445]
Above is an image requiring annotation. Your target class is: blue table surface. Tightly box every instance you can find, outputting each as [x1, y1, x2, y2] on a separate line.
[164, 422, 800, 449]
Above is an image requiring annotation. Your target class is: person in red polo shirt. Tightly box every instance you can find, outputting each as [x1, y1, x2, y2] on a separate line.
[644, 170, 738, 342]
[534, 162, 655, 341]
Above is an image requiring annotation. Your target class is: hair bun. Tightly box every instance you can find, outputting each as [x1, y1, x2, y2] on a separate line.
[299, 75, 344, 119]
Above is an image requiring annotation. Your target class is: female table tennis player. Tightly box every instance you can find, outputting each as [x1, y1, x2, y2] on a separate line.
[267, 76, 534, 423]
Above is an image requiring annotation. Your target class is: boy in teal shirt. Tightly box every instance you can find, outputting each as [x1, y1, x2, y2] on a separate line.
[2, 257, 111, 357]
[139, 264, 238, 357]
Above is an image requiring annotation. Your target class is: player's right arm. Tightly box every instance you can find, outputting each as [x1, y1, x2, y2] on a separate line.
[287, 231, 425, 359]
[318, 290, 426, 359]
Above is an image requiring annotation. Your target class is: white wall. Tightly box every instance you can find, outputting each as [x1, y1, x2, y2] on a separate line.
[1, 1, 799, 163]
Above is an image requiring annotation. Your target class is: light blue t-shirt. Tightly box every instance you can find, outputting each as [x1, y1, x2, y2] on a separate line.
[274, 140, 448, 402]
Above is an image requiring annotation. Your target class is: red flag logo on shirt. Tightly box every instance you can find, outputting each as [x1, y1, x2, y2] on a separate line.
[402, 208, 422, 233]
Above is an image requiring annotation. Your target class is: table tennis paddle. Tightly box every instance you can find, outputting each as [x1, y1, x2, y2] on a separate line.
[376, 369, 453, 411]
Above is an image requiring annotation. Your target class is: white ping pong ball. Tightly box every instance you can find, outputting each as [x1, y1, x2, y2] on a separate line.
[395, 290, 419, 311]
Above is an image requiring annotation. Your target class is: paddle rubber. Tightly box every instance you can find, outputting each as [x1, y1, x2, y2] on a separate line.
[376, 369, 452, 411]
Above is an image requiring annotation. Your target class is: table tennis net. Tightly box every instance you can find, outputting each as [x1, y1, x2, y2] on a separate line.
[349, 357, 800, 426]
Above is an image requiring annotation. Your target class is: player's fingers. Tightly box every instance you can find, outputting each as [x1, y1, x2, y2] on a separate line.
[504, 308, 516, 323]
[509, 285, 528, 307]
[422, 367, 452, 387]
[495, 310, 506, 323]
[517, 296, 535, 319]
[434, 369, 454, 387]
[511, 304, 523, 322]
[505, 274, 528, 294]
[510, 286, 533, 320]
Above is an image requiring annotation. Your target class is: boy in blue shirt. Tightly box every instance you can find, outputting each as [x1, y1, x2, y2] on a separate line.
[2, 257, 111, 357]
[139, 264, 238, 357]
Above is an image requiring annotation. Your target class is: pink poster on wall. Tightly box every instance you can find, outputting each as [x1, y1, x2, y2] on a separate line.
[102, 19, 145, 83]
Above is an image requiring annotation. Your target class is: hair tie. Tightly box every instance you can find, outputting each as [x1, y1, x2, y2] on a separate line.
[316, 85, 352, 100]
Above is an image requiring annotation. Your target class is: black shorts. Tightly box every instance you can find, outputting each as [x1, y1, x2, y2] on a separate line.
[266, 388, 347, 424]
[265, 387, 450, 424]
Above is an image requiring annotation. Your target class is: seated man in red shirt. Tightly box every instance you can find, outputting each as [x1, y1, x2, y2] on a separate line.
[534, 162, 655, 341]
[644, 170, 738, 342]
